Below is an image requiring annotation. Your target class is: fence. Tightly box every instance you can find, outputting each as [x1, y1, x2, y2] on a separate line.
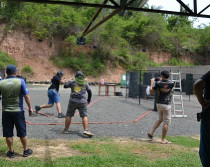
[125, 69, 202, 105]
[125, 70, 160, 105]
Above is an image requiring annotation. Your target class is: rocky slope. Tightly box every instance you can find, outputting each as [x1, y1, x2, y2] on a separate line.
[0, 24, 194, 83]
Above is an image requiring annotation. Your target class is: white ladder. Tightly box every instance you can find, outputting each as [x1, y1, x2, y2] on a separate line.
[170, 71, 187, 118]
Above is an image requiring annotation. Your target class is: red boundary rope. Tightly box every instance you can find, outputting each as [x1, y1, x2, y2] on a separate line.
[25, 110, 153, 125]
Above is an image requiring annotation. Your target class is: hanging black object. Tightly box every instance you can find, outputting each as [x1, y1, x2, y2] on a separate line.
[77, 38, 86, 45]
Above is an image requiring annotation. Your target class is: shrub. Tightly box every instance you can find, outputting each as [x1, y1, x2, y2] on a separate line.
[167, 58, 193, 66]
[0, 50, 17, 68]
[53, 48, 109, 77]
[21, 65, 34, 77]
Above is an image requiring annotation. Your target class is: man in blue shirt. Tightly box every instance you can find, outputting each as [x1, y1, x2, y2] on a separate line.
[0, 64, 33, 158]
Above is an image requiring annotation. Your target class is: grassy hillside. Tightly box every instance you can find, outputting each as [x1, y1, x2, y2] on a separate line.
[0, 50, 17, 68]
[1, 1, 208, 76]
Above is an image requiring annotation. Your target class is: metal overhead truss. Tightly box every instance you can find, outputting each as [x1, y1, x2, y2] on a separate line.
[9, 0, 210, 38]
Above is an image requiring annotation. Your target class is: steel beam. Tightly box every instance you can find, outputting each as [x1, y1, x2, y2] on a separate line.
[126, 6, 210, 18]
[194, 0, 197, 14]
[8, 0, 210, 18]
[9, 0, 118, 9]
[109, 0, 119, 7]
[199, 4, 210, 15]
[82, 0, 109, 35]
[81, 8, 121, 38]
[81, 0, 135, 38]
[176, 0, 193, 14]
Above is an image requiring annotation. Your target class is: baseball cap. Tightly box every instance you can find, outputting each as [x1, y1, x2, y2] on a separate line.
[6, 64, 18, 75]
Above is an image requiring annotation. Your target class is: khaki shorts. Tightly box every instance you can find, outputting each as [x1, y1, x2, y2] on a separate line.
[157, 104, 171, 125]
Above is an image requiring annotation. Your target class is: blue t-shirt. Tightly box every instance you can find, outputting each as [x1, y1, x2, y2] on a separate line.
[0, 76, 29, 112]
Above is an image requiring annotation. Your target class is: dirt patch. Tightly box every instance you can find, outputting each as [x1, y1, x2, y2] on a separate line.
[33, 143, 83, 158]
[191, 135, 200, 140]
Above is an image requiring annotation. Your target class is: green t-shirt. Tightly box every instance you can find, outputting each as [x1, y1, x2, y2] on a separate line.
[0, 76, 29, 112]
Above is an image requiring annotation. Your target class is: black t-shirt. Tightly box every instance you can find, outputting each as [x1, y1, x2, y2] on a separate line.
[201, 71, 210, 100]
[48, 75, 61, 92]
[153, 80, 174, 104]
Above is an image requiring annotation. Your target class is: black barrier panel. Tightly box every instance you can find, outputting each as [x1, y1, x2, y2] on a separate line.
[154, 73, 161, 79]
[129, 72, 139, 97]
[182, 79, 186, 92]
[143, 72, 153, 85]
[139, 85, 147, 98]
[186, 74, 194, 95]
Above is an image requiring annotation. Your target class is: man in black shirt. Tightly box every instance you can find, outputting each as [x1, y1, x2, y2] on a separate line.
[35, 71, 66, 118]
[147, 70, 174, 144]
[194, 71, 210, 167]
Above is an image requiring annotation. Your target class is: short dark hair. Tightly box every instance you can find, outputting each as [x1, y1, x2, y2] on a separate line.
[161, 70, 170, 79]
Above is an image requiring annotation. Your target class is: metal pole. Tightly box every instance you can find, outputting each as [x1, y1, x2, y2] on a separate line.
[194, 0, 197, 14]
[176, 0, 193, 14]
[139, 70, 141, 105]
[82, 0, 108, 35]
[199, 4, 210, 14]
[109, 0, 119, 7]
[81, 0, 135, 38]
[9, 0, 118, 9]
[126, 71, 128, 100]
[81, 8, 121, 38]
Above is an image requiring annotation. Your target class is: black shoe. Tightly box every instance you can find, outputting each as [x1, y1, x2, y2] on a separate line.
[35, 106, 41, 114]
[58, 113, 66, 118]
[23, 149, 33, 157]
[6, 151, 15, 158]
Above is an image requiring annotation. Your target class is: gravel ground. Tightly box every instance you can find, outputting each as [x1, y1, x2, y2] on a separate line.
[0, 85, 201, 140]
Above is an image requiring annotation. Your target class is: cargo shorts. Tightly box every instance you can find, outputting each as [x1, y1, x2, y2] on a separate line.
[66, 100, 87, 118]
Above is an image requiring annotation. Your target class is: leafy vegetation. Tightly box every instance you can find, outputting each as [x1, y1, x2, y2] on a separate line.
[21, 65, 34, 77]
[0, 1, 209, 76]
[0, 50, 17, 69]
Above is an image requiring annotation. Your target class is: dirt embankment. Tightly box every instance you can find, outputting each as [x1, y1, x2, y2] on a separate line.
[0, 25, 126, 83]
[0, 24, 194, 83]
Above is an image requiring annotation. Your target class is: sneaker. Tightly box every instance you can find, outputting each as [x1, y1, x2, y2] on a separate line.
[83, 130, 93, 137]
[23, 148, 33, 157]
[35, 106, 41, 114]
[6, 151, 15, 158]
[62, 129, 70, 134]
[58, 113, 66, 118]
